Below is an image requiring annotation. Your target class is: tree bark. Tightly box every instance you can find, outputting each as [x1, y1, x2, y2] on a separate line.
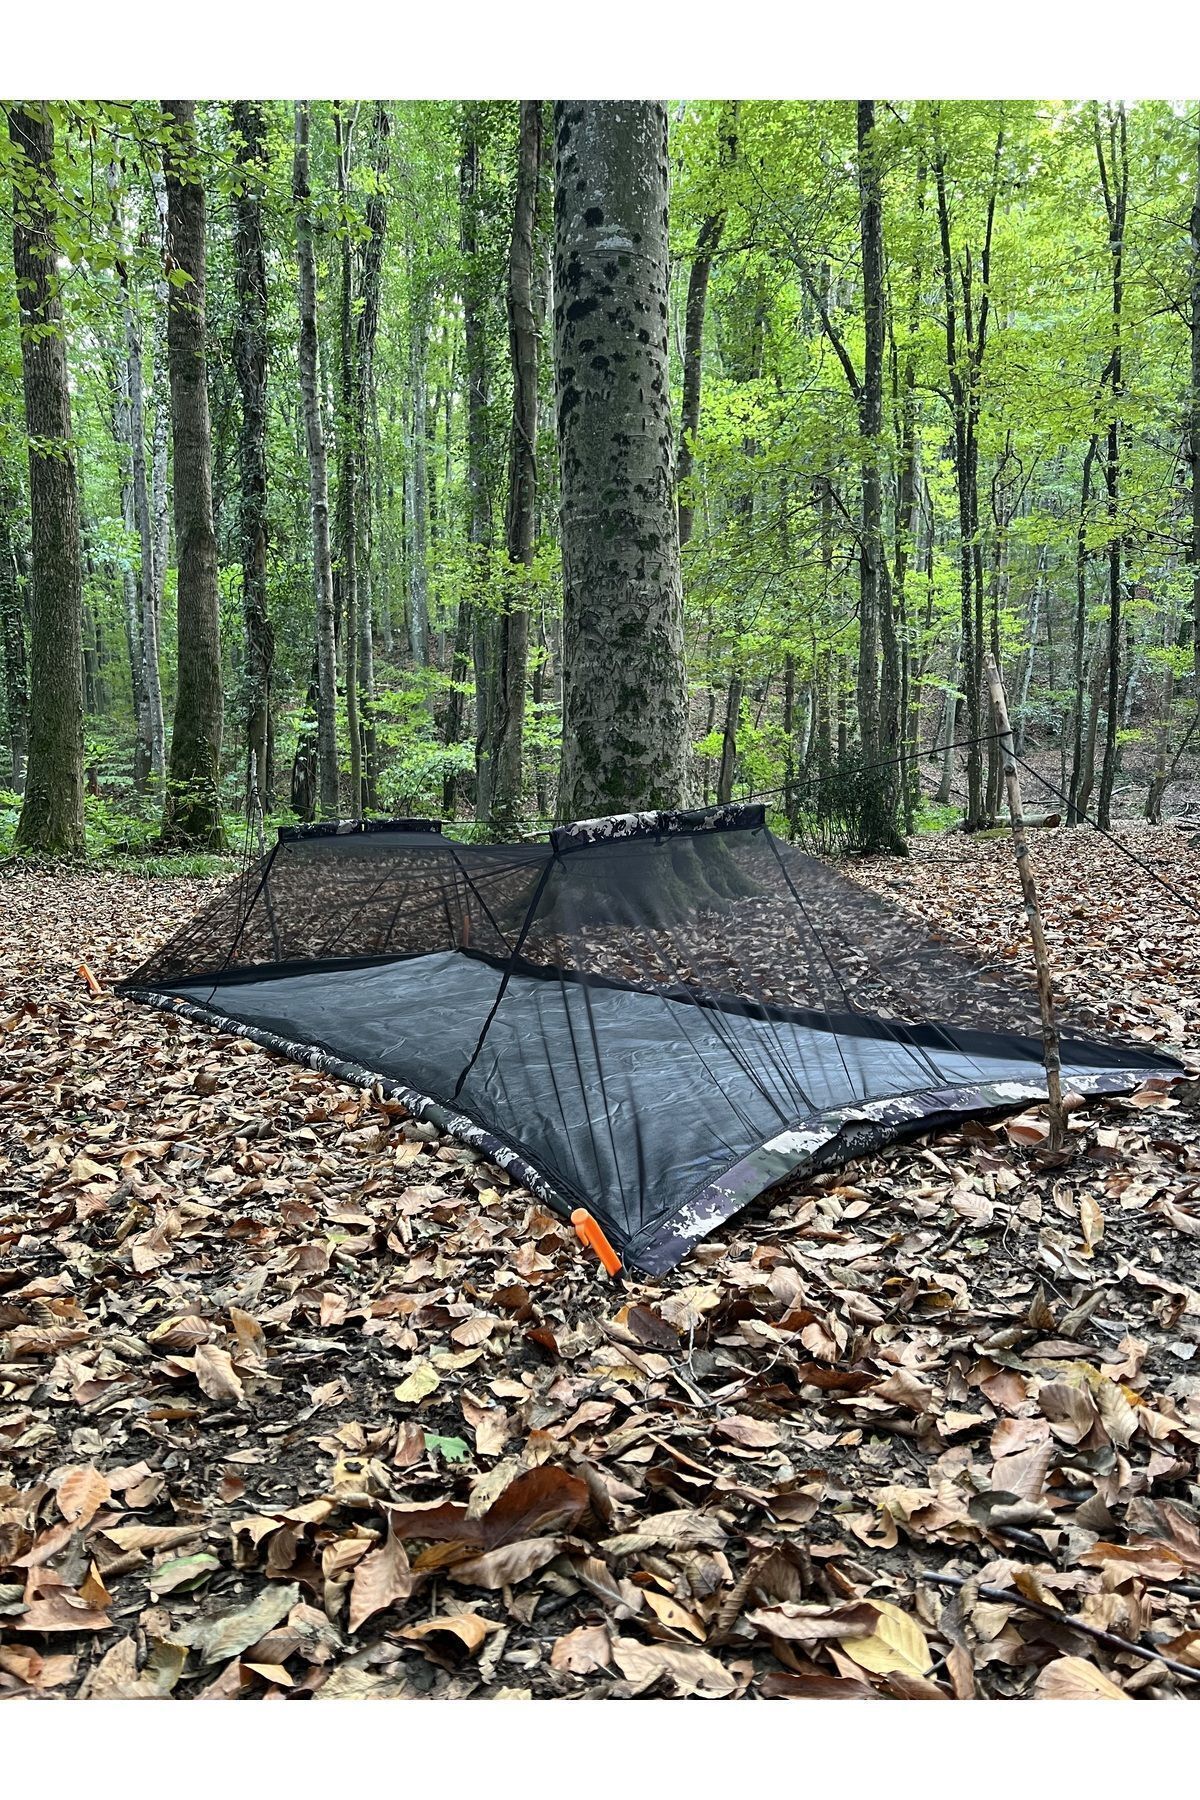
[716, 670, 743, 805]
[856, 100, 903, 847]
[160, 101, 225, 850]
[1095, 104, 1128, 831]
[407, 278, 431, 669]
[553, 101, 688, 818]
[126, 262, 166, 786]
[293, 101, 339, 820]
[231, 100, 274, 806]
[1067, 436, 1098, 821]
[458, 109, 493, 813]
[1192, 123, 1200, 693]
[9, 104, 86, 857]
[490, 100, 545, 833]
[0, 461, 29, 792]
[334, 101, 362, 818]
[677, 104, 737, 549]
[354, 101, 390, 811]
[112, 294, 151, 789]
[932, 116, 1001, 831]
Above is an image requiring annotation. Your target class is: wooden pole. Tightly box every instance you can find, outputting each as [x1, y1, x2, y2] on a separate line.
[983, 649, 1067, 1151]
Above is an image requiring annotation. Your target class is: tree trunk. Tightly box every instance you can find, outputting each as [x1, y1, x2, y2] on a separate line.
[1145, 611, 1176, 824]
[458, 110, 493, 814]
[231, 101, 274, 806]
[932, 118, 1001, 830]
[334, 101, 362, 818]
[856, 101, 884, 763]
[677, 104, 737, 549]
[126, 262, 166, 787]
[294, 101, 339, 820]
[354, 102, 390, 811]
[857, 101, 903, 847]
[1192, 124, 1200, 693]
[160, 102, 225, 850]
[716, 671, 743, 805]
[9, 104, 86, 857]
[113, 299, 151, 789]
[553, 102, 689, 819]
[0, 463, 29, 792]
[1067, 436, 1098, 822]
[1095, 103, 1128, 831]
[150, 169, 171, 643]
[407, 289, 431, 668]
[491, 100, 545, 834]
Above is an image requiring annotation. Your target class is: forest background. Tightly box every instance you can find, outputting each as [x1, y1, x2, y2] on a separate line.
[2, 97, 1199, 865]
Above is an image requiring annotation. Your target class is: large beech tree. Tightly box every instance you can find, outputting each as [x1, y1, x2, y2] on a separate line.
[161, 100, 226, 849]
[553, 100, 689, 819]
[9, 103, 86, 858]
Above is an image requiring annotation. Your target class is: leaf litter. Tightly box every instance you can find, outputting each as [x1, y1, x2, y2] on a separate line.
[2, 829, 1200, 1699]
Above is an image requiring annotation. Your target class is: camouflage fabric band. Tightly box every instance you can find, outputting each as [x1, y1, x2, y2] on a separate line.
[276, 817, 444, 843]
[551, 803, 765, 853]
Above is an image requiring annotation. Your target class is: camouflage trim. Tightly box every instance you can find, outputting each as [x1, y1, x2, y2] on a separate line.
[624, 1068, 1169, 1275]
[120, 986, 566, 1213]
[277, 817, 443, 843]
[551, 803, 765, 853]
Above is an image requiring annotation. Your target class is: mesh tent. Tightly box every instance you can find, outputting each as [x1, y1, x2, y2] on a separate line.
[118, 804, 1182, 1274]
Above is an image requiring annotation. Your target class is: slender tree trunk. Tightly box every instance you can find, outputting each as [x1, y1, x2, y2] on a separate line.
[554, 103, 689, 818]
[856, 102, 884, 766]
[716, 671, 744, 805]
[1076, 636, 1107, 818]
[125, 265, 166, 786]
[407, 287, 431, 669]
[457, 111, 493, 814]
[231, 101, 274, 806]
[936, 634, 961, 806]
[932, 118, 1001, 830]
[677, 104, 737, 549]
[294, 102, 339, 820]
[1192, 125, 1200, 693]
[113, 310, 151, 788]
[160, 101, 225, 850]
[334, 101, 362, 817]
[150, 168, 171, 638]
[1095, 103, 1128, 830]
[9, 105, 86, 857]
[353, 102, 390, 811]
[1067, 436, 1098, 821]
[1014, 551, 1044, 755]
[491, 100, 544, 833]
[1145, 612, 1176, 824]
[0, 463, 29, 791]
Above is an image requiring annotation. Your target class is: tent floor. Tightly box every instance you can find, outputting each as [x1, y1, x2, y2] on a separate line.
[161, 949, 1169, 1269]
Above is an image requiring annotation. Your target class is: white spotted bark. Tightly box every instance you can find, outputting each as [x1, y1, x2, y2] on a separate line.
[553, 101, 688, 819]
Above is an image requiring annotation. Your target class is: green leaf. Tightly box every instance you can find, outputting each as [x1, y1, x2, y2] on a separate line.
[424, 1432, 470, 1464]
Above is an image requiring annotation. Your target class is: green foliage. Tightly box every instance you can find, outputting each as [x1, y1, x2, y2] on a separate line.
[3, 96, 1197, 865]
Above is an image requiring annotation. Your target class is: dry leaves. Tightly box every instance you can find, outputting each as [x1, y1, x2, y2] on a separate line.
[1, 841, 1199, 1698]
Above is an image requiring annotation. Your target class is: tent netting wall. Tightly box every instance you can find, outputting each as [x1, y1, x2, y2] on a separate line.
[119, 804, 1180, 1273]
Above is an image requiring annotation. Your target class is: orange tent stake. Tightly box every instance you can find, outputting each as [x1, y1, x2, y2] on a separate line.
[78, 961, 103, 997]
[571, 1208, 622, 1278]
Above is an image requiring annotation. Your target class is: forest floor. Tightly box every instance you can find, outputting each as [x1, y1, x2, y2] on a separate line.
[3, 826, 1200, 1700]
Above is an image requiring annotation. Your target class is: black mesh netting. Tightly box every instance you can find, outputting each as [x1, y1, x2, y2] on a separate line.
[119, 806, 1182, 1273]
